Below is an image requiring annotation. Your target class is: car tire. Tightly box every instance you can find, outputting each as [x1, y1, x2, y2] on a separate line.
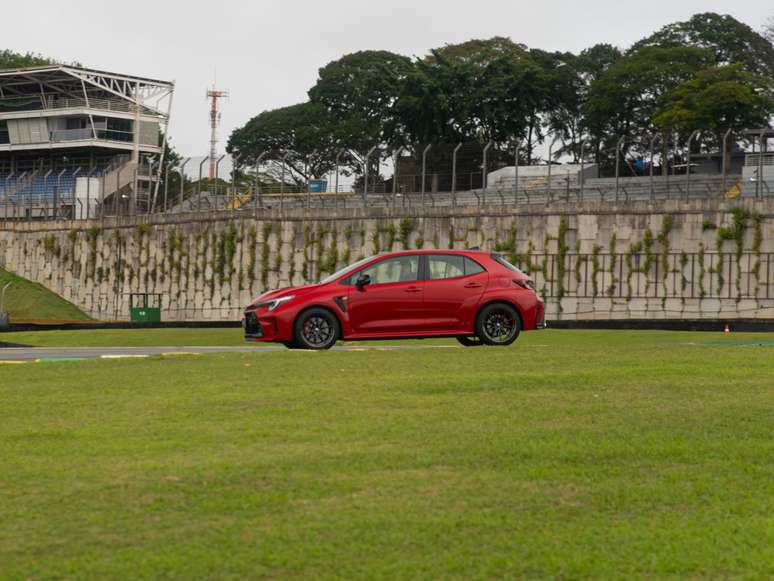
[456, 336, 483, 347]
[475, 303, 521, 346]
[293, 308, 340, 350]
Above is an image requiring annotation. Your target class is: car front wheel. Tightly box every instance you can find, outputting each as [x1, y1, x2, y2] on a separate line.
[293, 308, 340, 350]
[475, 303, 521, 346]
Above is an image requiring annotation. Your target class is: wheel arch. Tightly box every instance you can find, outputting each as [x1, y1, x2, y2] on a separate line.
[292, 304, 345, 341]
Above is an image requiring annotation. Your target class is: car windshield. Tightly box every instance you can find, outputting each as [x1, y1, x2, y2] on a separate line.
[318, 255, 376, 284]
[491, 253, 525, 274]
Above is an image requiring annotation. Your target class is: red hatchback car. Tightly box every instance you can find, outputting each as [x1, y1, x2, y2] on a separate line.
[243, 249, 545, 350]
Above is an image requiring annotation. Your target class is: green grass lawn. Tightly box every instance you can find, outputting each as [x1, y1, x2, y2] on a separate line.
[0, 268, 89, 322]
[1, 330, 773, 579]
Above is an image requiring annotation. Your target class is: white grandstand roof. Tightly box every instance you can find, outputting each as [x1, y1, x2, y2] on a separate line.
[0, 65, 174, 117]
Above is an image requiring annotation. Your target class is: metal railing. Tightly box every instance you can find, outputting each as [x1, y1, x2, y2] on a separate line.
[49, 128, 134, 143]
[517, 252, 774, 303]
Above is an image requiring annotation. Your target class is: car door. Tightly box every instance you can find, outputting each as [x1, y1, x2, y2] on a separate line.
[422, 254, 488, 330]
[347, 254, 424, 335]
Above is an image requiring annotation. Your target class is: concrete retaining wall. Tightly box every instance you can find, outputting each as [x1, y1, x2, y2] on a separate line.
[2, 198, 774, 322]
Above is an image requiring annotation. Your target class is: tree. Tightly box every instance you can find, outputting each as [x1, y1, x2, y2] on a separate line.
[227, 102, 340, 186]
[546, 44, 621, 162]
[0, 50, 55, 70]
[765, 15, 774, 44]
[631, 12, 774, 78]
[584, 46, 713, 140]
[654, 64, 774, 134]
[308, 50, 414, 149]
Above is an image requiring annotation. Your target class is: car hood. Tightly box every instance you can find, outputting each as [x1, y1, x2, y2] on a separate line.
[248, 283, 323, 306]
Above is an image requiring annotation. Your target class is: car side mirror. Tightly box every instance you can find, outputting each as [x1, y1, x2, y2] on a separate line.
[356, 274, 371, 290]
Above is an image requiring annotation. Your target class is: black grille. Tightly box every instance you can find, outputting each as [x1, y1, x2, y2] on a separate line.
[244, 312, 262, 338]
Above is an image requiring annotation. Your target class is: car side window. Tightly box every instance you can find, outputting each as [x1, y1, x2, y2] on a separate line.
[428, 255, 465, 280]
[427, 255, 486, 280]
[360, 255, 419, 285]
[464, 257, 486, 275]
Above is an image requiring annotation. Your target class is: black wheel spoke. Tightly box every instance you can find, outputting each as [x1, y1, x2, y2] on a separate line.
[302, 315, 334, 347]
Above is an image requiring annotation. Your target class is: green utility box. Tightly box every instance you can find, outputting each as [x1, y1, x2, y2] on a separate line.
[129, 293, 162, 323]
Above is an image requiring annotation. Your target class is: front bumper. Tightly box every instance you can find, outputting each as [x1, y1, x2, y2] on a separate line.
[243, 311, 263, 339]
[243, 308, 293, 342]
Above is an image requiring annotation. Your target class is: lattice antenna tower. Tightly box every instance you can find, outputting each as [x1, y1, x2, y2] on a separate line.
[207, 85, 229, 180]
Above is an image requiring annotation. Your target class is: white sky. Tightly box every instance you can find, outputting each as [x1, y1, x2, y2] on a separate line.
[4, 0, 771, 157]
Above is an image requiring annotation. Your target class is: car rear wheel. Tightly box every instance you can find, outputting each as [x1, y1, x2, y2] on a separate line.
[475, 303, 521, 346]
[293, 308, 340, 350]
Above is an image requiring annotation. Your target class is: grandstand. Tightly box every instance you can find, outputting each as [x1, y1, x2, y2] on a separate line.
[0, 65, 173, 219]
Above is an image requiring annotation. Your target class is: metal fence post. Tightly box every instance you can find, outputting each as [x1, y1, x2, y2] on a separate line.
[391, 146, 403, 208]
[177, 158, 190, 213]
[451, 142, 462, 208]
[721, 128, 732, 195]
[197, 157, 207, 212]
[163, 165, 170, 213]
[363, 146, 377, 206]
[758, 129, 766, 199]
[482, 141, 492, 206]
[334, 149, 344, 208]
[614, 136, 624, 203]
[547, 137, 555, 203]
[421, 144, 431, 208]
[253, 151, 267, 215]
[579, 140, 588, 202]
[55, 169, 65, 220]
[686, 129, 700, 199]
[215, 154, 226, 213]
[649, 134, 658, 201]
[513, 140, 520, 204]
[306, 150, 317, 210]
[280, 151, 291, 211]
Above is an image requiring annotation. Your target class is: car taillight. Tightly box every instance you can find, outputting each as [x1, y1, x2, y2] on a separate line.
[514, 278, 536, 292]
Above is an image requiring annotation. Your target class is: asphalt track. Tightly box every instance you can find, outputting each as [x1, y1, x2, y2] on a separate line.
[0, 344, 459, 362]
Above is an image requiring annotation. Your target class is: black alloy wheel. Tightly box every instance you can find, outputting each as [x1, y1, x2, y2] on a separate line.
[293, 308, 340, 350]
[475, 303, 521, 346]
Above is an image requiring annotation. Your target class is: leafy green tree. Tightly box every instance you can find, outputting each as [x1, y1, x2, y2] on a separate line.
[0, 50, 55, 70]
[547, 44, 621, 162]
[654, 64, 774, 134]
[765, 15, 774, 44]
[584, 47, 713, 149]
[631, 12, 774, 78]
[227, 102, 339, 185]
[308, 50, 414, 149]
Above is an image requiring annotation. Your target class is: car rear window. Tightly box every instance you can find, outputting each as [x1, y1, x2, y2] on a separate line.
[491, 253, 524, 274]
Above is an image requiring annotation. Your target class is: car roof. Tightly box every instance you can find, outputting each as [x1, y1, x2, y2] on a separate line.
[376, 249, 491, 257]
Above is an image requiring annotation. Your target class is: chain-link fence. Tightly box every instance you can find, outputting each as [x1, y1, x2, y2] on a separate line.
[2, 131, 772, 223]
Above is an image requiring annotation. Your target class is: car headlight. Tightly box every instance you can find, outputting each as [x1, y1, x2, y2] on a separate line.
[253, 295, 295, 311]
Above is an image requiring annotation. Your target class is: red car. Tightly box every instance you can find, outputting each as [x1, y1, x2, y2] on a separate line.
[243, 249, 545, 349]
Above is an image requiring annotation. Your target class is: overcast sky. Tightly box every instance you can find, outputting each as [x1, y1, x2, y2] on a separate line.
[3, 1, 771, 157]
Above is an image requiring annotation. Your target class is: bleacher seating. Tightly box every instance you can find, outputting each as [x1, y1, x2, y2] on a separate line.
[0, 170, 103, 204]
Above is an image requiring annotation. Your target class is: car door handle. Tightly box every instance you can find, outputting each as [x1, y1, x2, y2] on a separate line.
[464, 282, 482, 288]
[404, 287, 422, 293]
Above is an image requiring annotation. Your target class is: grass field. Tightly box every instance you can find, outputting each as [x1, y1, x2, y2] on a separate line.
[0, 268, 89, 322]
[1, 330, 773, 578]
